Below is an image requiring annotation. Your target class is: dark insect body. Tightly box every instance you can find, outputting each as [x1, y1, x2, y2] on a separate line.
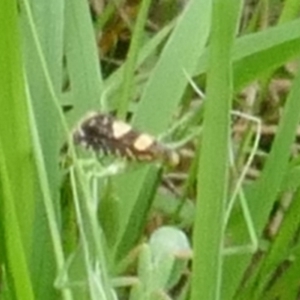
[72, 112, 179, 166]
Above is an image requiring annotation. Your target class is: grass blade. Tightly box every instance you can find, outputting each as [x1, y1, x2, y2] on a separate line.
[191, 1, 241, 299]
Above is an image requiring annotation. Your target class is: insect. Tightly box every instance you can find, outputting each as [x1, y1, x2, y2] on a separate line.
[71, 112, 179, 166]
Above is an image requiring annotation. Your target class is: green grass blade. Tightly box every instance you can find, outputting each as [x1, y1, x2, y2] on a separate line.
[111, 166, 162, 264]
[0, 149, 35, 300]
[195, 19, 300, 90]
[254, 188, 300, 298]
[249, 68, 300, 240]
[191, 1, 241, 299]
[117, 0, 152, 118]
[20, 0, 68, 297]
[279, 0, 300, 23]
[133, 0, 212, 132]
[64, 0, 104, 120]
[0, 0, 37, 298]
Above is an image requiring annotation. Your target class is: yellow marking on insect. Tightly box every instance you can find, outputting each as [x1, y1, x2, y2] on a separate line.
[133, 134, 155, 151]
[112, 120, 132, 138]
[167, 150, 180, 167]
